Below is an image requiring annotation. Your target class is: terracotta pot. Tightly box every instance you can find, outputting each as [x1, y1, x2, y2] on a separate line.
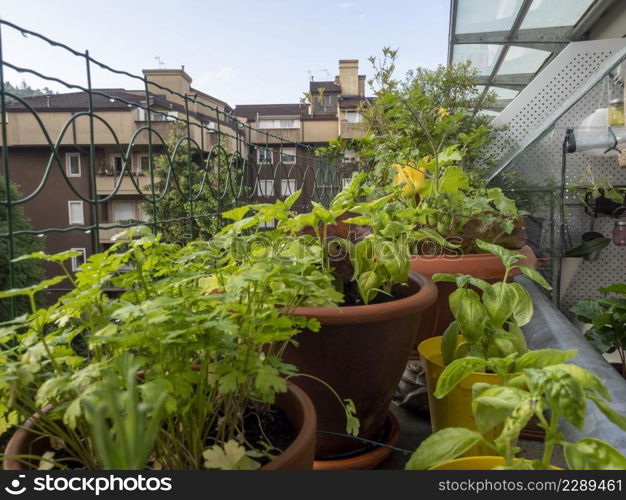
[285, 271, 438, 459]
[410, 245, 537, 345]
[3, 382, 317, 471]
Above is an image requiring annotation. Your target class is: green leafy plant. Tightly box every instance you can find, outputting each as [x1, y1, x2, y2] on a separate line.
[343, 48, 527, 253]
[431, 240, 555, 397]
[570, 166, 626, 212]
[359, 48, 497, 186]
[0, 180, 46, 321]
[0, 225, 351, 470]
[406, 357, 626, 470]
[571, 283, 626, 378]
[141, 122, 237, 244]
[219, 173, 447, 305]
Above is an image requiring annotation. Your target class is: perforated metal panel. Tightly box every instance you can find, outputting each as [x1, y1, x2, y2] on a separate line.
[489, 38, 626, 318]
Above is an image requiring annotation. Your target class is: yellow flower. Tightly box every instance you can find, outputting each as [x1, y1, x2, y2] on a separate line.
[393, 163, 426, 196]
[438, 107, 449, 118]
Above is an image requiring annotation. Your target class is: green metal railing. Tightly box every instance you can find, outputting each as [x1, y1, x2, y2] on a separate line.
[0, 19, 359, 319]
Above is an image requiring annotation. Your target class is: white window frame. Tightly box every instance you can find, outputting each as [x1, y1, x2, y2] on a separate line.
[137, 154, 150, 174]
[70, 248, 86, 272]
[257, 148, 273, 164]
[66, 153, 81, 177]
[68, 201, 84, 225]
[280, 179, 297, 197]
[257, 179, 275, 197]
[280, 148, 297, 164]
[137, 108, 147, 121]
[344, 111, 362, 123]
[259, 220, 275, 228]
[342, 177, 352, 189]
[258, 119, 300, 129]
[111, 154, 124, 174]
[112, 200, 136, 222]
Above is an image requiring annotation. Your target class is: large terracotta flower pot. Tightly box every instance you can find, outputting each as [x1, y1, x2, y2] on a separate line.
[410, 245, 537, 345]
[3, 382, 317, 471]
[285, 271, 438, 459]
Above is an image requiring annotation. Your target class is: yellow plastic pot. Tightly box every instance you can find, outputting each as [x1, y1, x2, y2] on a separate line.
[430, 456, 562, 470]
[418, 336, 503, 456]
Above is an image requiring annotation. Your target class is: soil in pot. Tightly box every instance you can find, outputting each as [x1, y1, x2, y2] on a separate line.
[3, 382, 316, 471]
[284, 271, 437, 460]
[410, 245, 537, 347]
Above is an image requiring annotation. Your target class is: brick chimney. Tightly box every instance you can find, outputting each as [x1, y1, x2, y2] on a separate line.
[142, 68, 192, 106]
[338, 60, 359, 96]
[358, 75, 366, 97]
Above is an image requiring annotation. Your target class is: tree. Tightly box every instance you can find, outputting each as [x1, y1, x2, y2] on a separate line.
[0, 181, 45, 320]
[141, 123, 237, 243]
[3, 80, 56, 99]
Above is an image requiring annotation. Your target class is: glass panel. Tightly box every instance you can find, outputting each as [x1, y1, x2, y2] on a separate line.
[69, 155, 80, 175]
[280, 179, 297, 197]
[452, 44, 503, 75]
[520, 0, 594, 29]
[257, 179, 274, 197]
[497, 46, 551, 75]
[69, 202, 84, 224]
[113, 201, 135, 222]
[489, 86, 520, 99]
[456, 0, 523, 34]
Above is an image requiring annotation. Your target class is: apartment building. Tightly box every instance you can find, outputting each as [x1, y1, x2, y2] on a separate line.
[234, 59, 370, 203]
[2, 68, 240, 290]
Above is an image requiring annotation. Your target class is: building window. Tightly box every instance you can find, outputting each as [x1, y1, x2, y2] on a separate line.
[257, 179, 274, 197]
[344, 111, 362, 123]
[66, 153, 81, 177]
[68, 201, 84, 225]
[259, 220, 275, 229]
[343, 150, 357, 163]
[258, 119, 300, 129]
[138, 155, 150, 173]
[342, 177, 352, 189]
[112, 200, 135, 222]
[280, 179, 297, 197]
[257, 148, 273, 163]
[71, 248, 86, 272]
[111, 154, 124, 174]
[280, 148, 296, 164]
[137, 108, 147, 121]
[322, 95, 333, 109]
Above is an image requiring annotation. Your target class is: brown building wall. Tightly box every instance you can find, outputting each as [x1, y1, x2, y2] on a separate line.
[5, 147, 96, 298]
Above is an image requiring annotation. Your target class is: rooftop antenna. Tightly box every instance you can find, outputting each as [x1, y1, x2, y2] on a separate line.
[154, 56, 165, 69]
[306, 70, 313, 81]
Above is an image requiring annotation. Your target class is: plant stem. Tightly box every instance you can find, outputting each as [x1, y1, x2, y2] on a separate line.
[542, 411, 559, 469]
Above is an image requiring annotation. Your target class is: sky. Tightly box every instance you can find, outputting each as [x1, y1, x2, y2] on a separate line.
[0, 0, 450, 106]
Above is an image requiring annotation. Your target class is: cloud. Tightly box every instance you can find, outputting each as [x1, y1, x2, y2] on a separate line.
[337, 2, 354, 8]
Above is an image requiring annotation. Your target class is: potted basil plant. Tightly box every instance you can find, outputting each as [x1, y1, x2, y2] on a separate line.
[418, 239, 561, 453]
[406, 356, 626, 470]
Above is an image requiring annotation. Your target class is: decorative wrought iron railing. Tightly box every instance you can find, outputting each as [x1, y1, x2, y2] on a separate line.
[0, 19, 360, 318]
